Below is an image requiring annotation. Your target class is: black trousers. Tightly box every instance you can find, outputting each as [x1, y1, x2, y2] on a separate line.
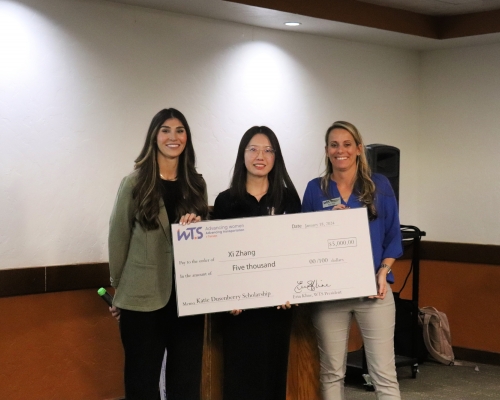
[119, 287, 204, 400]
[222, 307, 293, 400]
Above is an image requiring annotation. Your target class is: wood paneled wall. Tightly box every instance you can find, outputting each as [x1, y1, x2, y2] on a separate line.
[1, 256, 499, 399]
[394, 259, 500, 353]
[0, 288, 358, 400]
[0, 289, 124, 400]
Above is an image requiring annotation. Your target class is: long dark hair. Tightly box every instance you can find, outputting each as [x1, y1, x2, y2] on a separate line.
[320, 121, 377, 220]
[229, 126, 298, 214]
[132, 108, 208, 229]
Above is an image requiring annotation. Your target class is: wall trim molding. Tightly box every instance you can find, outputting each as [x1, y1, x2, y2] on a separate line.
[453, 347, 500, 366]
[0, 263, 109, 298]
[1, 241, 498, 298]
[420, 241, 500, 265]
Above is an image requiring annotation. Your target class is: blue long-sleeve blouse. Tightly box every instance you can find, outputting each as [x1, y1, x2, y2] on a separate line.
[301, 173, 403, 283]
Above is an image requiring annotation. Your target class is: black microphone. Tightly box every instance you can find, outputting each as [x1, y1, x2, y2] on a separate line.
[97, 287, 114, 307]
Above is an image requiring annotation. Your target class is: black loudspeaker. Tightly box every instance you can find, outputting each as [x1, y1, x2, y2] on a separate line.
[365, 144, 400, 205]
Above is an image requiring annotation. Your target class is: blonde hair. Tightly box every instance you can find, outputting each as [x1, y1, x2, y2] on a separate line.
[320, 121, 377, 220]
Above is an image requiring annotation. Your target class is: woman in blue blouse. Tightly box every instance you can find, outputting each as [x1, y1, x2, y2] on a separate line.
[302, 121, 402, 400]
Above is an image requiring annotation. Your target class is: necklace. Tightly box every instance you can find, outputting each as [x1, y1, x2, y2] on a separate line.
[160, 173, 177, 181]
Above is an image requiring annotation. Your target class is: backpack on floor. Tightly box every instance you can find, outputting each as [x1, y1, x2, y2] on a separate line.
[418, 307, 455, 365]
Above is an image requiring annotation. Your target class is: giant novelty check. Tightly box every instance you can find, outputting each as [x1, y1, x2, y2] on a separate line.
[172, 208, 376, 316]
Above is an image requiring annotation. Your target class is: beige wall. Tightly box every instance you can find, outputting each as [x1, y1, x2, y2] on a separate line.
[0, 0, 421, 269]
[418, 43, 500, 245]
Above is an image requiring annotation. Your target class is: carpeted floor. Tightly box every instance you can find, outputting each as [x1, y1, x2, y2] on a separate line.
[344, 360, 500, 399]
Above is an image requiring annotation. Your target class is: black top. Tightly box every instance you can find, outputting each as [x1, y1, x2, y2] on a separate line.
[160, 180, 182, 223]
[212, 188, 301, 220]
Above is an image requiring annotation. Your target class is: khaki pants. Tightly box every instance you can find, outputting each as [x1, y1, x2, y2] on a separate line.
[312, 286, 401, 400]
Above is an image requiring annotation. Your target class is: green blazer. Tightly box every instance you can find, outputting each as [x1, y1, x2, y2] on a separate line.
[108, 172, 174, 312]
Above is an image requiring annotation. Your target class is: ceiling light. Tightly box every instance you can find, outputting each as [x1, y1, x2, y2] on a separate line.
[284, 22, 301, 27]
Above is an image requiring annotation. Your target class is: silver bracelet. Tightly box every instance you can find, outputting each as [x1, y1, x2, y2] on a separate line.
[380, 263, 392, 274]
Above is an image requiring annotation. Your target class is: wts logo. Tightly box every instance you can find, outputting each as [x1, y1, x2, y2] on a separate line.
[177, 227, 203, 241]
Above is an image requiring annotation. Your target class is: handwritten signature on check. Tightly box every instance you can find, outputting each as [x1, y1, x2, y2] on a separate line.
[294, 280, 332, 293]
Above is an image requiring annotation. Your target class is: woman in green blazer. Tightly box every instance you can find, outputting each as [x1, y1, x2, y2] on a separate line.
[108, 108, 208, 400]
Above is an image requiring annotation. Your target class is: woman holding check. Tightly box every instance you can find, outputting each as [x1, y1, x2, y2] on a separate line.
[212, 126, 301, 400]
[108, 108, 208, 400]
[302, 121, 403, 400]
